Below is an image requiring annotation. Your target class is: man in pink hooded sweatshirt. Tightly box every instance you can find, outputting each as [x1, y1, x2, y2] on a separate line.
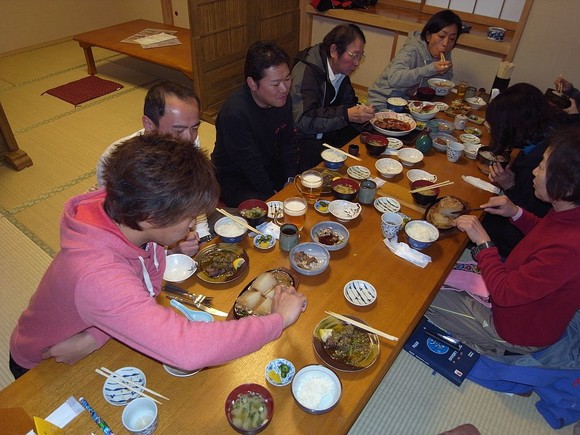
[10, 134, 307, 379]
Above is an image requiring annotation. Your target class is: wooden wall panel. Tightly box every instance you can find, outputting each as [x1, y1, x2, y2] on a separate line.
[188, 0, 300, 122]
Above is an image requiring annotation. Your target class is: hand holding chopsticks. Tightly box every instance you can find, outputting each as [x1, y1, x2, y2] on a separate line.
[322, 143, 362, 162]
[325, 311, 399, 342]
[96, 367, 169, 404]
[409, 180, 454, 193]
[216, 208, 264, 235]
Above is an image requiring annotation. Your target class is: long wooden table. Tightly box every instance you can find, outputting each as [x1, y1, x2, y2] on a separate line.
[0, 103, 493, 433]
[73, 19, 193, 80]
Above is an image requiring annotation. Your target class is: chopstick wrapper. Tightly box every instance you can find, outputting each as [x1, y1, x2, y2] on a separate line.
[462, 176, 501, 194]
[383, 236, 431, 268]
[370, 176, 386, 188]
[256, 222, 280, 240]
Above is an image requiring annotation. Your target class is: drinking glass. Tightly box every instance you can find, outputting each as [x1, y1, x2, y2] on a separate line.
[294, 170, 323, 204]
[283, 197, 307, 231]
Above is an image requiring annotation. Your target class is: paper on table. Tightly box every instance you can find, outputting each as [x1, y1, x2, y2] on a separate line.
[383, 236, 431, 268]
[370, 176, 386, 188]
[462, 175, 501, 194]
[256, 221, 280, 240]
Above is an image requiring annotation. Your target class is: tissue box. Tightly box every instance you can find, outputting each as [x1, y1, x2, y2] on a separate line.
[404, 316, 480, 386]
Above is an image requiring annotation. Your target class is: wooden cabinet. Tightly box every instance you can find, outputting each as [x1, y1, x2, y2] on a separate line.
[299, 0, 533, 62]
[187, 0, 300, 122]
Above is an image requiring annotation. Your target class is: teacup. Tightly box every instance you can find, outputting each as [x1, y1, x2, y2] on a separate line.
[122, 397, 159, 434]
[279, 223, 300, 252]
[464, 142, 481, 160]
[447, 141, 465, 163]
[381, 212, 403, 239]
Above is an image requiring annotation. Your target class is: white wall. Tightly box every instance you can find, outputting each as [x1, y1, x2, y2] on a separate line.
[0, 0, 163, 54]
[311, 0, 580, 96]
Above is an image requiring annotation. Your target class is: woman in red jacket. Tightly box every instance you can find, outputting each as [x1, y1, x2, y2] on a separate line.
[427, 125, 580, 356]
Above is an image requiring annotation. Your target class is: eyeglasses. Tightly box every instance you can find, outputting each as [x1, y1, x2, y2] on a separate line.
[346, 51, 366, 62]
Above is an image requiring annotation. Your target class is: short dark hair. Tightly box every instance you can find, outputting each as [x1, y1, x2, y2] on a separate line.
[322, 24, 366, 57]
[420, 10, 463, 46]
[143, 81, 200, 127]
[545, 126, 580, 204]
[244, 41, 290, 82]
[103, 134, 219, 230]
[486, 83, 565, 154]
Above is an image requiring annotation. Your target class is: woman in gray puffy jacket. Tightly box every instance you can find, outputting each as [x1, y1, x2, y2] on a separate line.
[368, 9, 462, 109]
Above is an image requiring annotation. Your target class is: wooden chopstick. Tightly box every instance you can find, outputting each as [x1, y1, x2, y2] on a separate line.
[216, 208, 264, 235]
[440, 52, 445, 62]
[322, 143, 362, 162]
[97, 368, 167, 404]
[410, 180, 454, 194]
[325, 311, 399, 342]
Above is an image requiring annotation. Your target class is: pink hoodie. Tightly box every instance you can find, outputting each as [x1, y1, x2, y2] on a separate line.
[10, 190, 283, 370]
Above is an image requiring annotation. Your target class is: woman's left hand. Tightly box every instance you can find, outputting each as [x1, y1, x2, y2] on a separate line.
[488, 162, 515, 190]
[454, 214, 491, 245]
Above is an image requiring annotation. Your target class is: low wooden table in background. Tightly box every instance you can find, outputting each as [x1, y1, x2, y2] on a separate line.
[73, 19, 193, 80]
[0, 101, 494, 433]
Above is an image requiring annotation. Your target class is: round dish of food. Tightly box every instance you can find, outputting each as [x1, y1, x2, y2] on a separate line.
[195, 243, 249, 284]
[424, 196, 468, 231]
[310, 221, 349, 252]
[370, 112, 416, 137]
[312, 315, 379, 372]
[265, 358, 296, 387]
[234, 269, 295, 318]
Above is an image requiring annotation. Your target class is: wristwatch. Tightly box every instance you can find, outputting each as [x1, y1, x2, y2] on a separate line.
[471, 241, 495, 259]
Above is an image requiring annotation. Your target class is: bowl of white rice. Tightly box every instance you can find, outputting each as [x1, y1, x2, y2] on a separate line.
[404, 220, 439, 250]
[214, 216, 248, 244]
[291, 365, 342, 414]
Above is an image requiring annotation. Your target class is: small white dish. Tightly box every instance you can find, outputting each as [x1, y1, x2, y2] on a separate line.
[163, 254, 197, 283]
[344, 280, 377, 306]
[459, 133, 480, 144]
[435, 102, 449, 112]
[387, 138, 403, 150]
[328, 200, 362, 223]
[314, 199, 331, 214]
[253, 234, 275, 250]
[397, 148, 424, 167]
[375, 158, 403, 179]
[267, 201, 284, 219]
[163, 364, 202, 377]
[406, 169, 437, 184]
[265, 358, 296, 387]
[374, 197, 401, 213]
[347, 165, 371, 180]
[103, 367, 146, 406]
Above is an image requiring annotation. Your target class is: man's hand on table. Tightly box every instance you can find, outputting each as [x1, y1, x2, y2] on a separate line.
[271, 285, 307, 329]
[41, 331, 99, 365]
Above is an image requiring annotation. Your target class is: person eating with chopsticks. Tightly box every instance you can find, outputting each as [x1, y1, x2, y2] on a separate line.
[368, 9, 462, 108]
[427, 126, 580, 356]
[9, 135, 307, 379]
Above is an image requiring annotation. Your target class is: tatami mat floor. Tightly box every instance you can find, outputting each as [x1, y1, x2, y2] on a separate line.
[0, 40, 572, 434]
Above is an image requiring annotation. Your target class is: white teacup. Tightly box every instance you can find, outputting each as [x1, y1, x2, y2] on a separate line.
[464, 142, 481, 160]
[381, 212, 403, 239]
[447, 141, 465, 163]
[122, 397, 159, 434]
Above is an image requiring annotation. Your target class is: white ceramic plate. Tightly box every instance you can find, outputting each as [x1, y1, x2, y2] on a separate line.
[265, 358, 296, 387]
[343, 280, 377, 306]
[102, 367, 146, 406]
[163, 364, 202, 377]
[387, 138, 404, 150]
[347, 165, 371, 180]
[406, 169, 437, 184]
[328, 200, 362, 222]
[435, 102, 449, 111]
[266, 201, 284, 219]
[374, 197, 401, 213]
[370, 112, 416, 137]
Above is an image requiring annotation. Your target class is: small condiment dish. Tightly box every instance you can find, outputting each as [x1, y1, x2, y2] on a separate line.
[163, 254, 197, 283]
[375, 158, 403, 179]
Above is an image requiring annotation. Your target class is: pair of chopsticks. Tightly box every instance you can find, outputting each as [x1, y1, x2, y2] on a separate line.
[96, 367, 169, 404]
[325, 311, 399, 342]
[409, 180, 454, 194]
[216, 208, 264, 235]
[322, 143, 362, 162]
[440, 52, 445, 62]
